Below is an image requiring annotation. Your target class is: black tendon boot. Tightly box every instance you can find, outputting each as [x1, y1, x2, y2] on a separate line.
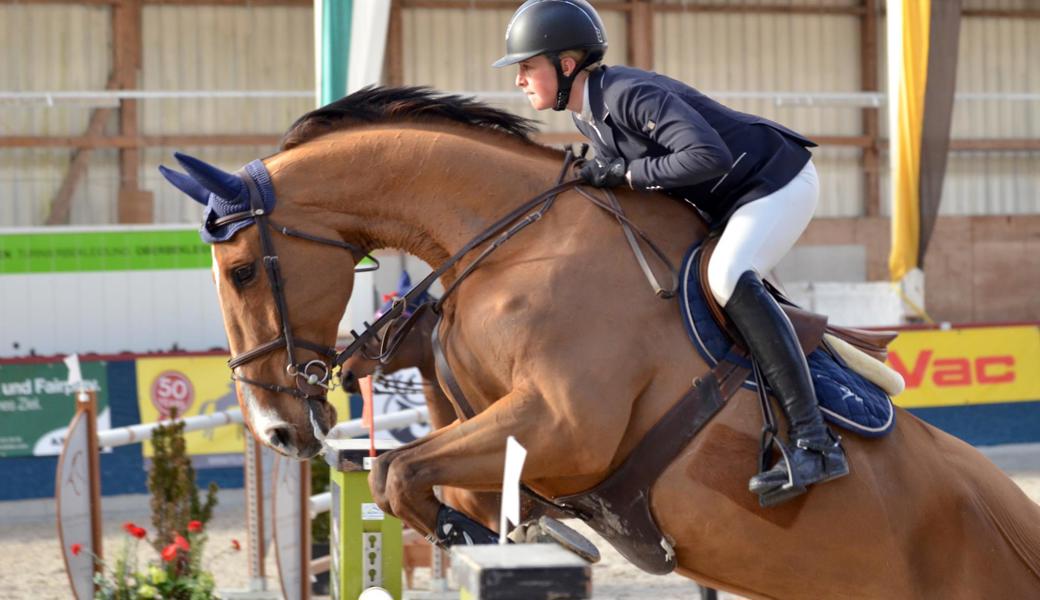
[724, 271, 849, 507]
[428, 504, 499, 547]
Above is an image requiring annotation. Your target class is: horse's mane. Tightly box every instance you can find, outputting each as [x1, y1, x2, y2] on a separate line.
[280, 86, 543, 151]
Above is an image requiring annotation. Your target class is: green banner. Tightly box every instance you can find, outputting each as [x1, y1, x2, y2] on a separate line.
[0, 361, 108, 457]
[0, 228, 374, 274]
[0, 229, 210, 274]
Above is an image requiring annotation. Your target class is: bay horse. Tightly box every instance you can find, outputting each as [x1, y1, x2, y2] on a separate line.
[164, 87, 1040, 598]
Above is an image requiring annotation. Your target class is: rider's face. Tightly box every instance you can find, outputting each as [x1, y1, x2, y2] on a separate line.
[515, 55, 557, 111]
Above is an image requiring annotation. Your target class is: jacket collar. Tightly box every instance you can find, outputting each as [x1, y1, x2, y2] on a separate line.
[586, 66, 609, 123]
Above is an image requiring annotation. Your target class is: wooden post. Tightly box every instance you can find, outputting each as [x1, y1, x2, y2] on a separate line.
[44, 92, 116, 225]
[300, 460, 312, 600]
[84, 391, 103, 583]
[113, 0, 153, 223]
[244, 434, 269, 591]
[386, 0, 404, 87]
[271, 454, 312, 600]
[861, 0, 881, 217]
[627, 0, 654, 70]
[56, 390, 103, 599]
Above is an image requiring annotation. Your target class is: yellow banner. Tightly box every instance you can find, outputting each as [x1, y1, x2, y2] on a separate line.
[135, 355, 355, 457]
[887, 325, 1040, 408]
[136, 356, 244, 456]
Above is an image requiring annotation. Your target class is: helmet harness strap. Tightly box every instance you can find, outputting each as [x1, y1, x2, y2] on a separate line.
[548, 52, 596, 112]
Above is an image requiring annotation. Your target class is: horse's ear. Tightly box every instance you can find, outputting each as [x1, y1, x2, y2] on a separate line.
[173, 152, 245, 201]
[158, 165, 210, 206]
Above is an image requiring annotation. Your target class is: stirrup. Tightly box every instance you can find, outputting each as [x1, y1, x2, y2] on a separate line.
[751, 439, 807, 507]
[752, 433, 849, 508]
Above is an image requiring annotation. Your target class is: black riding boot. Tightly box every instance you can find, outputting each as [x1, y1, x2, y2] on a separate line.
[724, 270, 849, 507]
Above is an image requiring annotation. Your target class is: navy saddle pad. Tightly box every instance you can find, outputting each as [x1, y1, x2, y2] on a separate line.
[678, 242, 895, 438]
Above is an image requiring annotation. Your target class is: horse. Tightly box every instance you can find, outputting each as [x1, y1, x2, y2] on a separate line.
[162, 87, 1040, 598]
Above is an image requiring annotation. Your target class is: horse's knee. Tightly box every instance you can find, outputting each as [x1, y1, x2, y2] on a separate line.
[368, 452, 398, 512]
[383, 457, 421, 516]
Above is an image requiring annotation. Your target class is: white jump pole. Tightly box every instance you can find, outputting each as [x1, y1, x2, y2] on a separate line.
[326, 406, 430, 440]
[97, 409, 243, 448]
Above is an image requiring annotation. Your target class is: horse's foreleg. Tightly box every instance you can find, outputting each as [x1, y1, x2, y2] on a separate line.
[370, 386, 615, 541]
[367, 419, 502, 531]
[367, 422, 456, 517]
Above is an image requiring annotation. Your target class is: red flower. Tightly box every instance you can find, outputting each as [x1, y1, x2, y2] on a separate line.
[230, 539, 241, 551]
[71, 543, 82, 556]
[161, 544, 178, 562]
[122, 522, 137, 535]
[187, 520, 203, 533]
[174, 534, 190, 551]
[130, 526, 147, 539]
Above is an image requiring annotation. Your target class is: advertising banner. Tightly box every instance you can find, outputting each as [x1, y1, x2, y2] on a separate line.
[0, 360, 108, 458]
[0, 228, 210, 274]
[135, 356, 245, 468]
[887, 325, 1040, 408]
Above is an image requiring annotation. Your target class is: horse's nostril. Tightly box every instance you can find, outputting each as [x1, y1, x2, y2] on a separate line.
[268, 427, 292, 449]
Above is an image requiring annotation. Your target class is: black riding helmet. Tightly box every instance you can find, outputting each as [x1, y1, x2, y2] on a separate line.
[492, 0, 608, 111]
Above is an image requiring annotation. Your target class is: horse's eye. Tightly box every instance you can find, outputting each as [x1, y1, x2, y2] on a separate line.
[232, 264, 256, 286]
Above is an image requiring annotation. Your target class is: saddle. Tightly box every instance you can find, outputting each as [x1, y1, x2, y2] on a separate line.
[695, 235, 898, 363]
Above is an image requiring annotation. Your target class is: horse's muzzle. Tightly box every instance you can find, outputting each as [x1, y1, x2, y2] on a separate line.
[341, 370, 360, 394]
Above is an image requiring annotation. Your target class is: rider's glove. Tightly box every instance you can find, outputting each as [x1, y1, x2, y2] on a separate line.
[579, 157, 628, 188]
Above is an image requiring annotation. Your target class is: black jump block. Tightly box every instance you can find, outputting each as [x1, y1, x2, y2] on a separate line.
[452, 543, 591, 600]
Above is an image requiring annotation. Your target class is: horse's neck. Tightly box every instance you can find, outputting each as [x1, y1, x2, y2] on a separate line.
[270, 125, 563, 274]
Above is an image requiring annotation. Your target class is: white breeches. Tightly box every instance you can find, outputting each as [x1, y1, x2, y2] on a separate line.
[707, 159, 819, 306]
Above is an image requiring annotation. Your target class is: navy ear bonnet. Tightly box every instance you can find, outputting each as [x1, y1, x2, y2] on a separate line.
[158, 153, 277, 244]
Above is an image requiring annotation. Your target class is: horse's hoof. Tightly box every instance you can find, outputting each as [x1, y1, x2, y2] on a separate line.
[507, 516, 601, 563]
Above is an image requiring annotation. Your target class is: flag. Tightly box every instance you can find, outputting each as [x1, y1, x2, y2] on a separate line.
[887, 0, 962, 283]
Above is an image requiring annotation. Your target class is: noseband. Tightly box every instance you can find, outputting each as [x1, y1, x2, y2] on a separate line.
[220, 169, 379, 401]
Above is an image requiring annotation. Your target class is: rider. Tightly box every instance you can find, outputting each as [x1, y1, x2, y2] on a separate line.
[493, 0, 848, 507]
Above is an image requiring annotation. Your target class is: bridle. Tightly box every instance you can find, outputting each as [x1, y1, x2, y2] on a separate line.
[218, 168, 378, 402]
[220, 148, 678, 411]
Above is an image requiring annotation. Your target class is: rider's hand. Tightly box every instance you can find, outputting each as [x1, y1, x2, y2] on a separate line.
[579, 157, 628, 188]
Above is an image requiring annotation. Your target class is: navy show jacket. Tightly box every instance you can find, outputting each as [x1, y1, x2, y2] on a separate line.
[572, 65, 817, 224]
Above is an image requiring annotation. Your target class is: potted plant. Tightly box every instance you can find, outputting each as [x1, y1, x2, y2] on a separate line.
[73, 415, 236, 599]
